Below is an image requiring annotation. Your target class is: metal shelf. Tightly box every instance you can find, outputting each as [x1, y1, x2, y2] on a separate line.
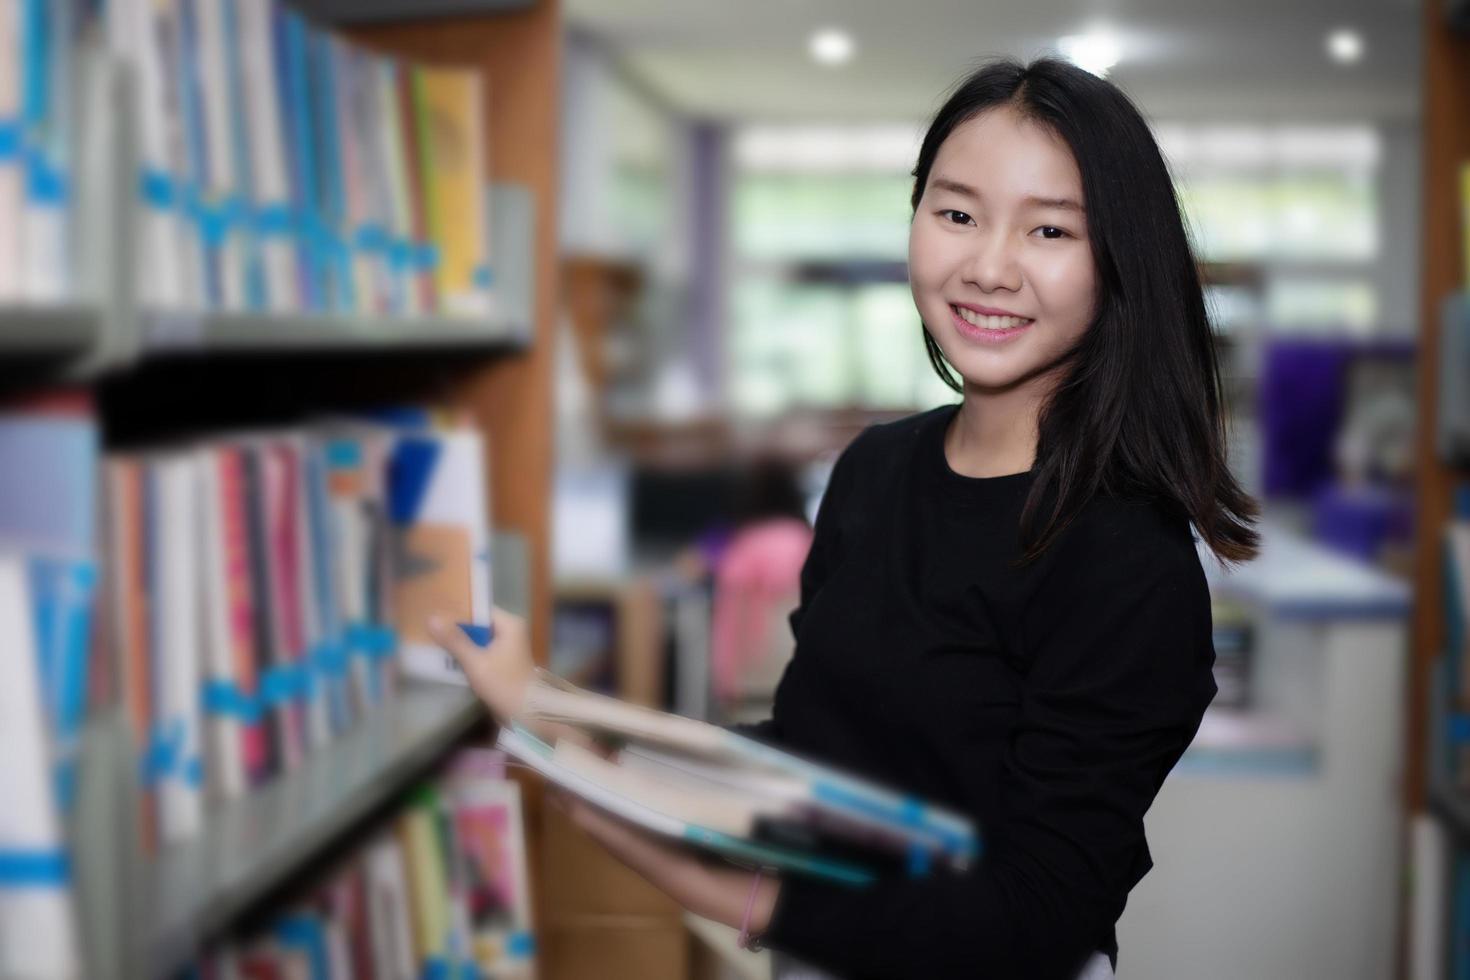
[0, 303, 103, 354]
[134, 682, 484, 978]
[142, 307, 528, 355]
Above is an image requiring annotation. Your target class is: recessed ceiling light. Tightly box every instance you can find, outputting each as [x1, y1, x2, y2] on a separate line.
[810, 27, 855, 66]
[1326, 27, 1364, 64]
[1058, 30, 1121, 77]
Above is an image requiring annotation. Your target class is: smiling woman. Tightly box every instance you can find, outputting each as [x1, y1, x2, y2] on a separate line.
[436, 54, 1261, 980]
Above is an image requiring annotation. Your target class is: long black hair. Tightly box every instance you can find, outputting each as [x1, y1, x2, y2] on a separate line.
[911, 56, 1260, 567]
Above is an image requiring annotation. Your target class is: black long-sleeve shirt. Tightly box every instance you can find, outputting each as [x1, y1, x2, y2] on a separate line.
[737, 403, 1218, 980]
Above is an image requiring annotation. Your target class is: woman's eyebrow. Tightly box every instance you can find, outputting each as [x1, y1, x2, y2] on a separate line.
[930, 176, 1086, 214]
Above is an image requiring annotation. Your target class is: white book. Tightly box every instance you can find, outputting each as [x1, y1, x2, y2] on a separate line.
[195, 0, 247, 311]
[392, 426, 494, 687]
[236, 0, 295, 312]
[19, 0, 73, 303]
[0, 554, 82, 978]
[151, 454, 206, 843]
[197, 446, 246, 801]
[513, 670, 979, 867]
[364, 834, 417, 980]
[1409, 811, 1449, 980]
[110, 0, 186, 309]
[0, 0, 23, 301]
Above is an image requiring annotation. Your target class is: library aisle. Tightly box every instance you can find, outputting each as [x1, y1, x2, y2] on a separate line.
[0, 0, 1447, 978]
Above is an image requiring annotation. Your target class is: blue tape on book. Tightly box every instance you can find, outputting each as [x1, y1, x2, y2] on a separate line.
[415, 242, 441, 272]
[201, 679, 263, 724]
[0, 850, 70, 886]
[353, 223, 390, 253]
[181, 755, 204, 789]
[23, 151, 66, 206]
[260, 663, 308, 707]
[139, 168, 175, 210]
[347, 622, 397, 659]
[325, 438, 362, 469]
[139, 718, 185, 787]
[507, 930, 536, 958]
[276, 915, 331, 980]
[811, 782, 972, 856]
[389, 238, 415, 271]
[422, 957, 482, 980]
[311, 640, 350, 677]
[255, 202, 294, 237]
[472, 263, 493, 289]
[1449, 713, 1470, 744]
[458, 622, 494, 647]
[196, 198, 242, 248]
[0, 120, 21, 161]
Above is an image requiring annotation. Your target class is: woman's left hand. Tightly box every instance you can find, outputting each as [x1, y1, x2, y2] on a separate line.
[552, 789, 780, 936]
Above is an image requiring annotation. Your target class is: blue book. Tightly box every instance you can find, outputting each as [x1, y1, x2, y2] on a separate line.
[275, 5, 320, 310]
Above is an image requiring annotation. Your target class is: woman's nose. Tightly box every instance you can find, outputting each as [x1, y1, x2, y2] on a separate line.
[962, 229, 1023, 293]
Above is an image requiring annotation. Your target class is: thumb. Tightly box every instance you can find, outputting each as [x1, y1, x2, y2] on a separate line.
[426, 613, 491, 686]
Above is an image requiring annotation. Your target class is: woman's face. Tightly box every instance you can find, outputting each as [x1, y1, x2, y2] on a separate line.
[908, 105, 1097, 394]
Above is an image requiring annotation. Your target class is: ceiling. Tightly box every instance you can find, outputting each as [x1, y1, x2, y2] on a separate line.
[563, 0, 1422, 124]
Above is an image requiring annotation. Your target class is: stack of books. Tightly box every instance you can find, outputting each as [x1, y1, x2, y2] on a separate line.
[500, 670, 982, 884]
[182, 748, 535, 979]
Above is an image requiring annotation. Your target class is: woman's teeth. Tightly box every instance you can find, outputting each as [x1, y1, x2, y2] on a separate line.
[953, 306, 1033, 330]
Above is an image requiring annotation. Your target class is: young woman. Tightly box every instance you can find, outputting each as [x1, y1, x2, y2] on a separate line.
[429, 55, 1260, 980]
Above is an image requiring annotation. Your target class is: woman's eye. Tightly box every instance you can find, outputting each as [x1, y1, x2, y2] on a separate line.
[1033, 226, 1069, 240]
[940, 209, 974, 226]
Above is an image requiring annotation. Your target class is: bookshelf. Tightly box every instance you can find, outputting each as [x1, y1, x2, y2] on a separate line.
[0, 1, 562, 977]
[1407, 0, 1470, 974]
[1411, 0, 1470, 813]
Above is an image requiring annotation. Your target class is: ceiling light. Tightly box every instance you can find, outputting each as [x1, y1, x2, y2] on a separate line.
[810, 28, 855, 66]
[1326, 28, 1364, 64]
[1058, 31, 1121, 77]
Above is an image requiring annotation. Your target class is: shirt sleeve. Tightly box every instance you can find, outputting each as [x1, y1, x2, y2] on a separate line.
[760, 499, 1219, 980]
[725, 432, 866, 747]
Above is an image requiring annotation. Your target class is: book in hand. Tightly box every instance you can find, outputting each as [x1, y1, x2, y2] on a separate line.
[495, 669, 981, 885]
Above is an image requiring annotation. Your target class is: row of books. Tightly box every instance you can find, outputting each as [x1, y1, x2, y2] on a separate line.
[0, 394, 497, 977]
[182, 748, 533, 980]
[0, 0, 494, 319]
[112, 408, 495, 851]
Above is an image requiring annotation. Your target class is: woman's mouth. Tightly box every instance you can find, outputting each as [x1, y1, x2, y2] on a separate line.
[950, 305, 1035, 343]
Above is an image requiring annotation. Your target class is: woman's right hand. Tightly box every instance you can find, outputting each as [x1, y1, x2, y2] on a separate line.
[428, 605, 535, 725]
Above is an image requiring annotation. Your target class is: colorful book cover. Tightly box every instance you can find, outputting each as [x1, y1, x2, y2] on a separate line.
[104, 457, 158, 852]
[388, 425, 493, 686]
[450, 772, 535, 975]
[264, 440, 310, 760]
[241, 442, 287, 777]
[395, 65, 436, 313]
[311, 29, 353, 314]
[217, 445, 269, 785]
[411, 64, 492, 318]
[275, 5, 320, 311]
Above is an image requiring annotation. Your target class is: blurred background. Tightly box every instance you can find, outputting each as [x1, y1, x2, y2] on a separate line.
[0, 0, 1462, 977]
